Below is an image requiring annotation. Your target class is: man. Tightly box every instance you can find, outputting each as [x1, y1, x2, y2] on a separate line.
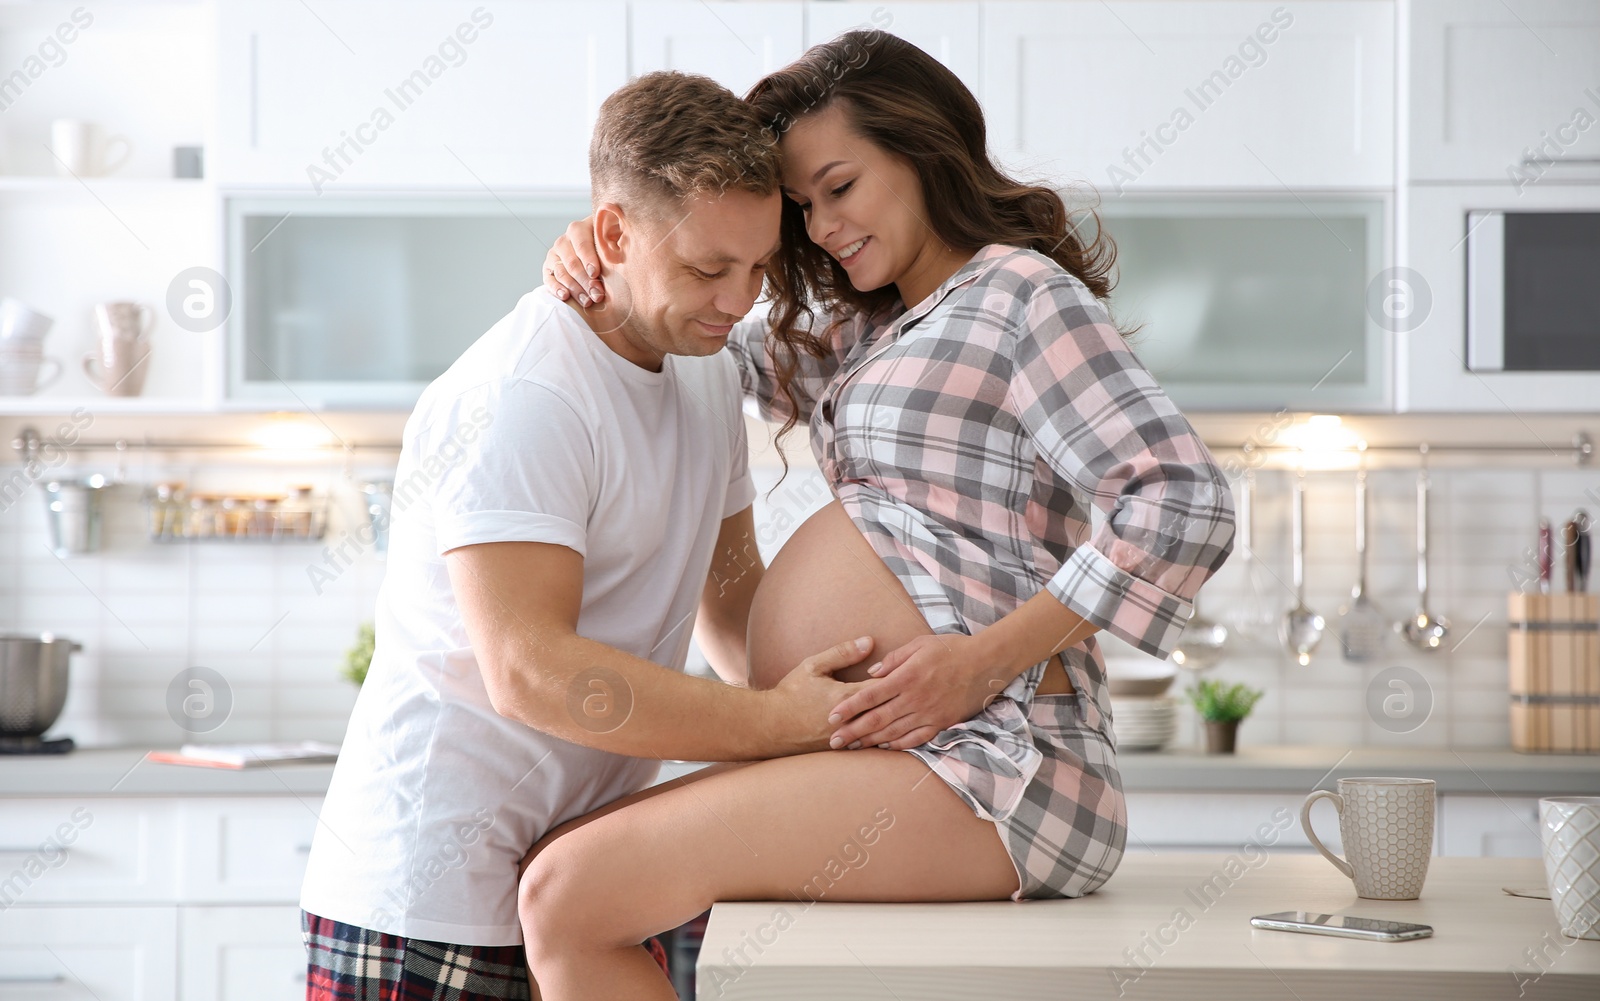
[299, 72, 870, 999]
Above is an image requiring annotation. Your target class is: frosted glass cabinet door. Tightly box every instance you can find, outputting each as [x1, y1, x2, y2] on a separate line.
[226, 196, 593, 406]
[1097, 197, 1389, 411]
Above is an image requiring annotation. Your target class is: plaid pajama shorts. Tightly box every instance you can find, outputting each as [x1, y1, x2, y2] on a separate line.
[301, 911, 671, 1000]
[990, 693, 1127, 901]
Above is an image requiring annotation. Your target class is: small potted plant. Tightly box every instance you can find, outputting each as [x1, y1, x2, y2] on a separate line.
[342, 622, 375, 687]
[1185, 678, 1264, 754]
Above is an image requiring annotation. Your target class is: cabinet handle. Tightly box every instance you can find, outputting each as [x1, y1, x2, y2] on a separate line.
[248, 31, 260, 149]
[1520, 156, 1600, 166]
[0, 974, 67, 984]
[0, 847, 68, 857]
[294, 844, 313, 853]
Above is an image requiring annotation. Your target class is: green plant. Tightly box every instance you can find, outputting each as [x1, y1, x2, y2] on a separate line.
[343, 622, 376, 687]
[1185, 678, 1264, 723]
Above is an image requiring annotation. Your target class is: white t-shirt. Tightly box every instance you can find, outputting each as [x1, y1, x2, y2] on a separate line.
[299, 288, 755, 946]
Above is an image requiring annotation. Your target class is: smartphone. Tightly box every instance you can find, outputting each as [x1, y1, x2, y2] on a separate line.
[1250, 911, 1433, 942]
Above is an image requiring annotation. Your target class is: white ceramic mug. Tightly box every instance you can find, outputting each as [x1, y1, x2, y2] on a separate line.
[50, 119, 131, 177]
[1539, 797, 1600, 940]
[83, 301, 154, 396]
[0, 298, 54, 343]
[1301, 776, 1435, 900]
[0, 345, 63, 396]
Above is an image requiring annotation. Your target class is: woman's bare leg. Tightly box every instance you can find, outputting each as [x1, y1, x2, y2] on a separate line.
[518, 747, 1018, 1001]
[518, 761, 756, 998]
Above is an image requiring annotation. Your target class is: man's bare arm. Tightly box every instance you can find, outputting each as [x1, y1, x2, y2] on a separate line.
[447, 539, 865, 761]
[694, 506, 763, 686]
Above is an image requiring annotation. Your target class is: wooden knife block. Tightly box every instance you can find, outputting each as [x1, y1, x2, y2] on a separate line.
[1508, 592, 1600, 753]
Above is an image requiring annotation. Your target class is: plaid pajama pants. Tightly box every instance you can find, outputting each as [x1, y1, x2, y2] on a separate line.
[990, 693, 1128, 900]
[302, 911, 671, 1000]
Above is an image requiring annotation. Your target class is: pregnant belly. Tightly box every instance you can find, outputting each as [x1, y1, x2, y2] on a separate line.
[746, 501, 932, 689]
[745, 501, 1074, 696]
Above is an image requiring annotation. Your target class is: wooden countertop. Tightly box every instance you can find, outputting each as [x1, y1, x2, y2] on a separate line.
[697, 854, 1599, 1001]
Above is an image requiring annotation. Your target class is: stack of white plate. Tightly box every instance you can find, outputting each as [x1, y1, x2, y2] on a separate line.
[1110, 696, 1179, 751]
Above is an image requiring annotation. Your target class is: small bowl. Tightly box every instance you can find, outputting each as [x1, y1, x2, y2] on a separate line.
[1108, 674, 1176, 698]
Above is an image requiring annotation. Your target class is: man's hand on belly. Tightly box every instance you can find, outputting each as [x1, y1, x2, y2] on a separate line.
[764, 637, 881, 752]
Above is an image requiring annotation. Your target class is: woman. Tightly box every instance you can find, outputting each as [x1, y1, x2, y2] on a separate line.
[523, 31, 1234, 1000]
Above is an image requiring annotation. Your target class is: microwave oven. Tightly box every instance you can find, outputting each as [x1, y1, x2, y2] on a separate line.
[1466, 210, 1600, 373]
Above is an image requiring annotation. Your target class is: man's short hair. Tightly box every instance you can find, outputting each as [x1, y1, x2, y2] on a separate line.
[589, 71, 781, 216]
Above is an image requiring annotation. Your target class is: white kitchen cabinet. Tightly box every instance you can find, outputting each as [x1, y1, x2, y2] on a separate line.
[629, 1, 805, 98]
[0, 906, 177, 1001]
[179, 907, 306, 1001]
[177, 799, 322, 904]
[1409, 0, 1600, 183]
[214, 1, 627, 189]
[804, 3, 982, 100]
[1437, 794, 1543, 858]
[1124, 792, 1323, 852]
[0, 799, 178, 904]
[982, 2, 1394, 190]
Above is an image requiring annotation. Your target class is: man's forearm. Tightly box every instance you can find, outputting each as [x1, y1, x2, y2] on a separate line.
[488, 631, 818, 762]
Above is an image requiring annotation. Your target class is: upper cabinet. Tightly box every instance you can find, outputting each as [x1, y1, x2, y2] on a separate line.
[1409, 0, 1600, 183]
[214, 1, 627, 189]
[629, 2, 805, 98]
[982, 1, 1395, 191]
[805, 2, 983, 99]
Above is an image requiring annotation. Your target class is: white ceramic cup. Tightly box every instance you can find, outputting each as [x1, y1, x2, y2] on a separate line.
[0, 345, 63, 396]
[1301, 776, 1435, 900]
[84, 301, 154, 397]
[50, 119, 131, 177]
[1539, 796, 1600, 940]
[0, 298, 54, 343]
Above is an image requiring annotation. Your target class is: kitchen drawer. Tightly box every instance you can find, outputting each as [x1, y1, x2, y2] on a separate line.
[1124, 792, 1321, 852]
[0, 905, 177, 1000]
[0, 799, 179, 904]
[179, 906, 306, 1001]
[1438, 794, 1543, 858]
[177, 799, 323, 904]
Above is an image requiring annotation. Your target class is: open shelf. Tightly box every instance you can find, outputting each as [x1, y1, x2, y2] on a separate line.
[0, 176, 211, 195]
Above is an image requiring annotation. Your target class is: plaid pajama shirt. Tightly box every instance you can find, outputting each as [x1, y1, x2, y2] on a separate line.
[730, 244, 1235, 899]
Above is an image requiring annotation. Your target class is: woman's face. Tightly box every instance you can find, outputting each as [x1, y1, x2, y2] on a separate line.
[778, 102, 933, 295]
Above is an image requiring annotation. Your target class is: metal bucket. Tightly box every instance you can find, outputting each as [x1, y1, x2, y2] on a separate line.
[0, 633, 80, 736]
[43, 476, 107, 557]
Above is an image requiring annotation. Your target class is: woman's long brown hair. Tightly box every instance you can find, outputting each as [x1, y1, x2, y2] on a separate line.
[745, 29, 1126, 451]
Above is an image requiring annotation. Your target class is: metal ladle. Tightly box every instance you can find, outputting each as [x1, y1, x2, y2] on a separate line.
[1280, 469, 1326, 666]
[1173, 589, 1230, 672]
[1401, 453, 1450, 651]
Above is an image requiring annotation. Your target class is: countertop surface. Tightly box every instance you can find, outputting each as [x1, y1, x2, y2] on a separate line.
[698, 854, 1599, 1001]
[0, 745, 1595, 798]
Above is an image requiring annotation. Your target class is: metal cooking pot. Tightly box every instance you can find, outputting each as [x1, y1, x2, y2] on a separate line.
[0, 633, 80, 736]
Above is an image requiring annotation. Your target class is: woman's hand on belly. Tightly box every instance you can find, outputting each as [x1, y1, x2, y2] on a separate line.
[823, 632, 1010, 750]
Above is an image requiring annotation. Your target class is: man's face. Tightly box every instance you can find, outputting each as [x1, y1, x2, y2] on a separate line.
[603, 188, 781, 369]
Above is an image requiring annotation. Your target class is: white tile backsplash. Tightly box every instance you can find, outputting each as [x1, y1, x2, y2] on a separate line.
[1, 458, 1592, 751]
[1124, 465, 1600, 751]
[2, 460, 387, 748]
